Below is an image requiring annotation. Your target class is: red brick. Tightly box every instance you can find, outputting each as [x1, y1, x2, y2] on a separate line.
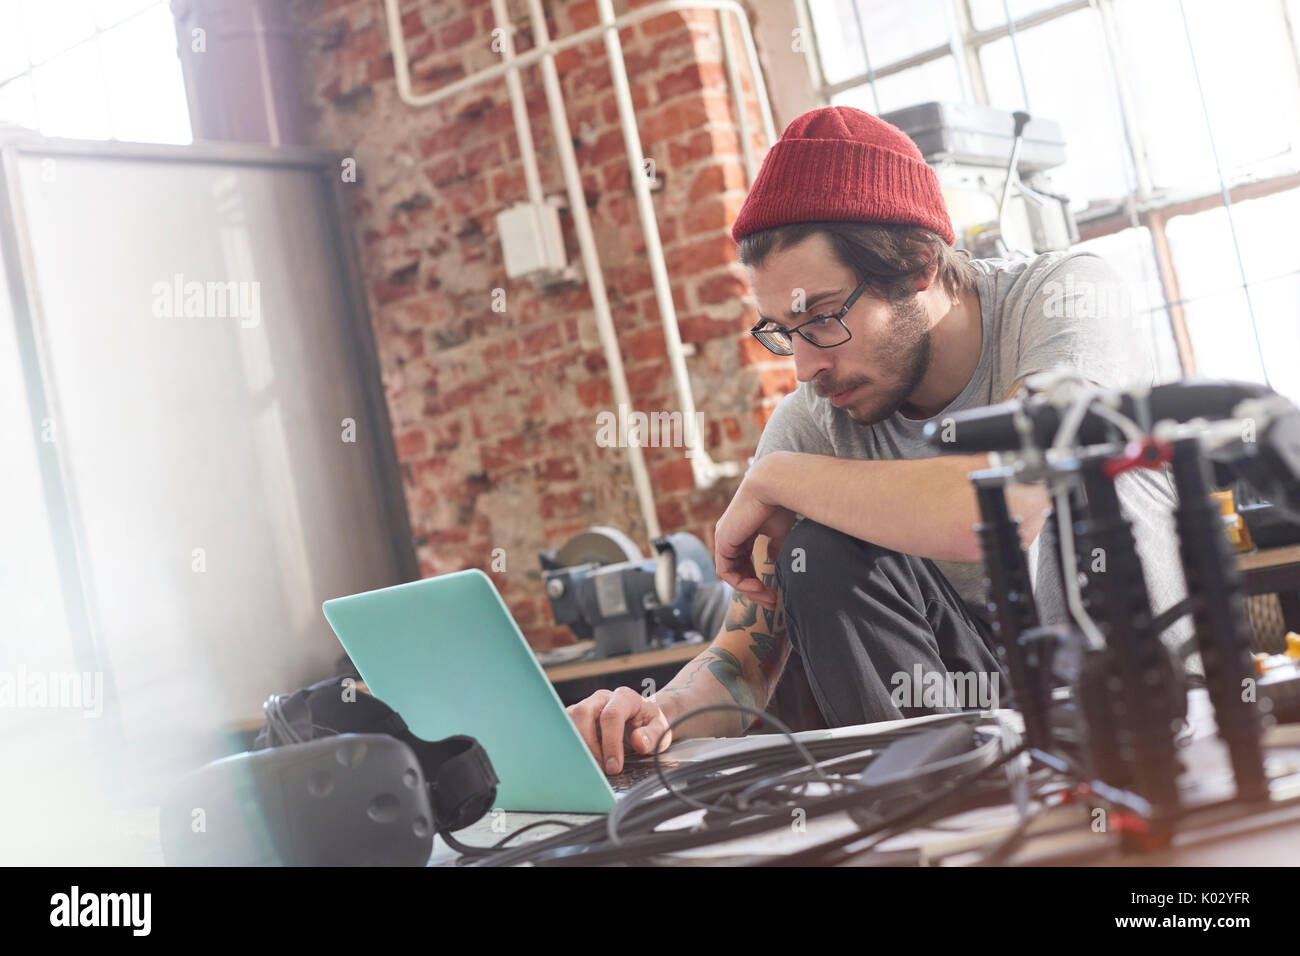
[534, 456, 579, 483]
[491, 165, 526, 203]
[689, 161, 747, 202]
[656, 61, 726, 101]
[683, 194, 744, 236]
[625, 364, 663, 396]
[425, 155, 461, 188]
[481, 435, 527, 471]
[678, 313, 744, 344]
[522, 322, 563, 353]
[554, 46, 581, 75]
[438, 15, 476, 49]
[621, 326, 668, 362]
[576, 378, 613, 407]
[695, 270, 750, 305]
[463, 139, 503, 176]
[656, 498, 687, 530]
[669, 126, 743, 167]
[641, 11, 688, 37]
[665, 233, 737, 276]
[756, 366, 798, 398]
[652, 457, 696, 493]
[540, 488, 584, 520]
[395, 428, 427, 459]
[568, 0, 599, 30]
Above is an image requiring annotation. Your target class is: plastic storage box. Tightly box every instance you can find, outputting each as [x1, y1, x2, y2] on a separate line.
[880, 101, 1066, 172]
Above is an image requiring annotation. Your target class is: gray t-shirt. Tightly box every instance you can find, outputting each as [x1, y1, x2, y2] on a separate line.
[751, 250, 1193, 658]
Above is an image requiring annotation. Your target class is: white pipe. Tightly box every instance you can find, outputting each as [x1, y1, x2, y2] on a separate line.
[732, 7, 777, 145]
[523, 0, 661, 539]
[596, 0, 740, 489]
[384, 0, 774, 143]
[490, 0, 544, 205]
[792, 0, 826, 98]
[718, 10, 756, 183]
[382, 0, 775, 492]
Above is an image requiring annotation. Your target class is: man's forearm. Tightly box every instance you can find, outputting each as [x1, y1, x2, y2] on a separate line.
[655, 561, 791, 738]
[752, 450, 1049, 562]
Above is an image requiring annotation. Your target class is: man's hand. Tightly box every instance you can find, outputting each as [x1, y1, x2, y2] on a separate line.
[713, 454, 796, 613]
[564, 687, 673, 775]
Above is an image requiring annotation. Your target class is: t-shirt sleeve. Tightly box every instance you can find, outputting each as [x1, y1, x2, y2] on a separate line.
[751, 387, 835, 463]
[1013, 252, 1156, 391]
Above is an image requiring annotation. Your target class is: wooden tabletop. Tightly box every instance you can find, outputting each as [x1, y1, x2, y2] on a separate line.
[1237, 544, 1300, 573]
[541, 640, 706, 682]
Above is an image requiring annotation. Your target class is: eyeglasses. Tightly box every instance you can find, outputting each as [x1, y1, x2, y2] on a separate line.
[747, 275, 873, 357]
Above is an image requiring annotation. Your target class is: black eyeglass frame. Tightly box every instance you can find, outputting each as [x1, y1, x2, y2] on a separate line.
[747, 275, 874, 357]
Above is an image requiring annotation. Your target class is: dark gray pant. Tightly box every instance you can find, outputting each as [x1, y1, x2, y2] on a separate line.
[773, 519, 1013, 727]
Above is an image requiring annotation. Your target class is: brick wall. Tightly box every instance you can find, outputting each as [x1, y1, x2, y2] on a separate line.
[288, 0, 799, 648]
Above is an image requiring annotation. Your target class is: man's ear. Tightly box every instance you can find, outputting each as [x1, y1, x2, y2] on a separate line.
[910, 260, 939, 293]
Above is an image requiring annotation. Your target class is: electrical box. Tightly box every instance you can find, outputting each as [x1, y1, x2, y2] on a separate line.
[496, 200, 567, 280]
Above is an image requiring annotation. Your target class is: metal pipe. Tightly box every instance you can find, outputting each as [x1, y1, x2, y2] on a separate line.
[523, 0, 661, 539]
[382, 0, 770, 497]
[490, 0, 544, 204]
[596, 0, 741, 488]
[718, 9, 756, 183]
[385, 0, 770, 125]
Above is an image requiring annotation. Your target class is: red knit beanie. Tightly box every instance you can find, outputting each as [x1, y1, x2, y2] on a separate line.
[730, 106, 954, 246]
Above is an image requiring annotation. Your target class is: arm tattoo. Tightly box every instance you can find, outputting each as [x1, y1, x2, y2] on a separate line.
[705, 647, 756, 734]
[724, 570, 789, 700]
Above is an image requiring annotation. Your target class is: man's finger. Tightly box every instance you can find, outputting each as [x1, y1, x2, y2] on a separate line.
[627, 705, 672, 755]
[597, 686, 645, 774]
[565, 690, 612, 766]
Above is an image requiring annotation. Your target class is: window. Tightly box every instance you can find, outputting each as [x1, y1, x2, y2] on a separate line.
[980, 8, 1134, 210]
[0, 0, 191, 144]
[1165, 188, 1300, 400]
[800, 0, 1300, 402]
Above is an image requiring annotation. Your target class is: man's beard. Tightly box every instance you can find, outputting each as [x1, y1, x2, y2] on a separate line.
[825, 297, 932, 425]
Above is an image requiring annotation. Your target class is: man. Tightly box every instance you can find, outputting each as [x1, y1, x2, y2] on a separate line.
[566, 106, 1190, 775]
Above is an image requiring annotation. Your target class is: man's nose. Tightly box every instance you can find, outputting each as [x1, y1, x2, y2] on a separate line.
[791, 334, 833, 384]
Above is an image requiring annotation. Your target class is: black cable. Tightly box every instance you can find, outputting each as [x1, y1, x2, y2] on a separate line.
[477, 708, 1002, 867]
[759, 741, 1029, 866]
[492, 819, 578, 847]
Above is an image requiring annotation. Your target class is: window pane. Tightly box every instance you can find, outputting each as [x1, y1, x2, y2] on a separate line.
[90, 0, 157, 29]
[0, 0, 30, 81]
[1073, 226, 1182, 384]
[1115, 0, 1300, 192]
[968, 0, 1069, 31]
[32, 41, 111, 140]
[832, 56, 962, 116]
[852, 0, 953, 67]
[808, 0, 868, 85]
[980, 8, 1134, 210]
[101, 3, 191, 144]
[22, 0, 95, 65]
[1165, 190, 1300, 402]
[0, 73, 36, 131]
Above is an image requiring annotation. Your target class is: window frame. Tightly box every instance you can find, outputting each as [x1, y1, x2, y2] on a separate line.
[798, 0, 1300, 382]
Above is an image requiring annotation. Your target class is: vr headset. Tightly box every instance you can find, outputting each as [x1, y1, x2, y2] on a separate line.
[160, 676, 498, 866]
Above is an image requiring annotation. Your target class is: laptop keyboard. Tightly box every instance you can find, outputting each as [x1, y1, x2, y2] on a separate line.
[609, 760, 680, 793]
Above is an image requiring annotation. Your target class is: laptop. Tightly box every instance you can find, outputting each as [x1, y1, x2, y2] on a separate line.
[323, 568, 633, 813]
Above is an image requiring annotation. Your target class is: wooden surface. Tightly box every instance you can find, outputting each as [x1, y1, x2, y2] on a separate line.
[542, 640, 706, 682]
[1237, 544, 1300, 573]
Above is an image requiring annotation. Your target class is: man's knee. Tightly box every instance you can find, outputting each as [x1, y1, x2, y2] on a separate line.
[776, 519, 891, 602]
